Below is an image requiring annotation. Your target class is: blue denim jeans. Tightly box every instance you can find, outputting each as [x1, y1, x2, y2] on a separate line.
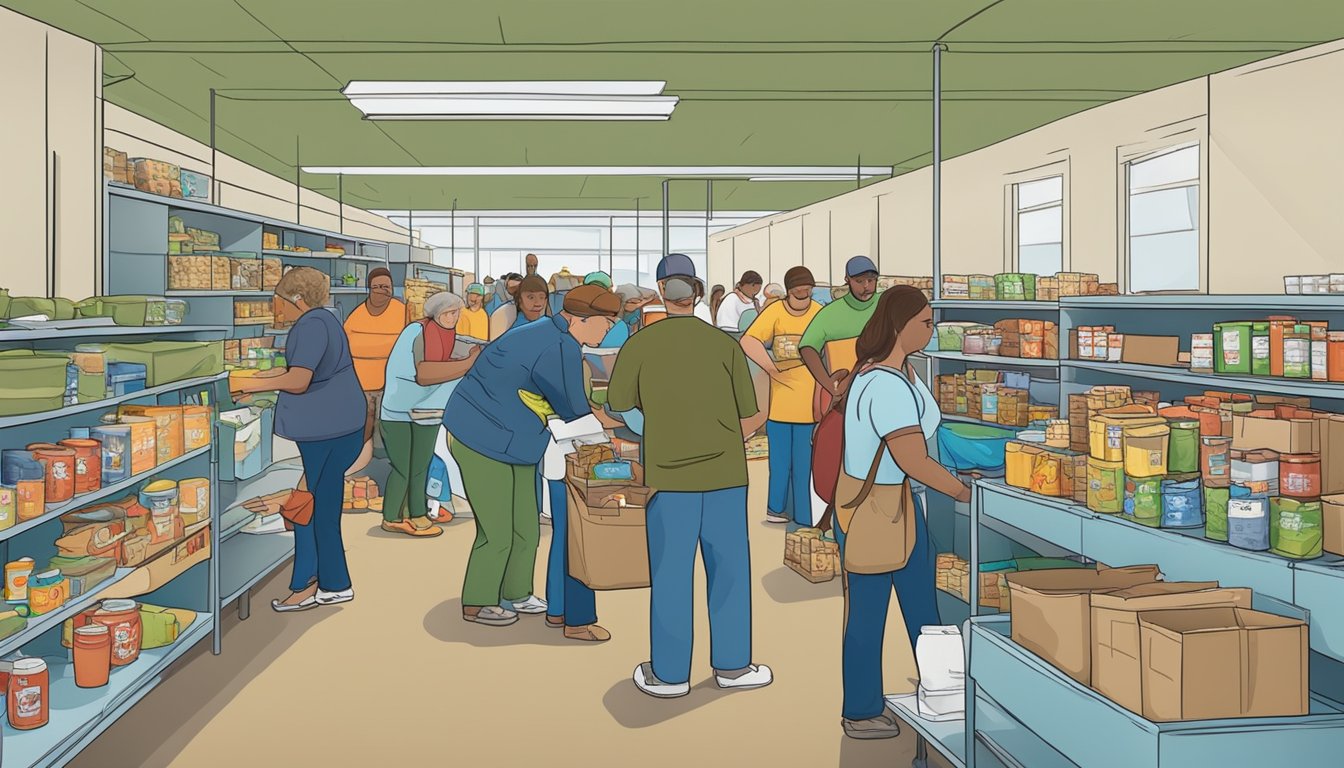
[544, 479, 598, 627]
[646, 487, 752, 685]
[835, 493, 939, 720]
[291, 429, 364, 592]
[766, 420, 815, 525]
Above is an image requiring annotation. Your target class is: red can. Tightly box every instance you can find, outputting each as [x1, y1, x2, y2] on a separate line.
[58, 439, 102, 495]
[26, 443, 75, 504]
[1279, 453, 1322, 499]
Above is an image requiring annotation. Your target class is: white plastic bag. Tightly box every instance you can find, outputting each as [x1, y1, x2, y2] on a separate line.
[915, 624, 965, 693]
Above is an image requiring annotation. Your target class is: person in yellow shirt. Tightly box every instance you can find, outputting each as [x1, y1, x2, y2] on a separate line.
[740, 266, 823, 526]
[343, 268, 407, 476]
[458, 282, 491, 341]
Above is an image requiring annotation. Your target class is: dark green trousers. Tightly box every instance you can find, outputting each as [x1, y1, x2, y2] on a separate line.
[381, 420, 437, 523]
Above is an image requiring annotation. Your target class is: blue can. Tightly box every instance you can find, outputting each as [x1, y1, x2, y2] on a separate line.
[1160, 475, 1204, 528]
[1227, 482, 1271, 551]
[0, 450, 43, 485]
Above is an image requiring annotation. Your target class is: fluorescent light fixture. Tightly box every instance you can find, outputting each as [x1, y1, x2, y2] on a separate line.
[343, 81, 668, 96]
[304, 165, 894, 178]
[748, 175, 874, 181]
[342, 81, 678, 120]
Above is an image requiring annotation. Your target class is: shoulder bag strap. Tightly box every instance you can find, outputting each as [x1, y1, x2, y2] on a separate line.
[842, 366, 923, 510]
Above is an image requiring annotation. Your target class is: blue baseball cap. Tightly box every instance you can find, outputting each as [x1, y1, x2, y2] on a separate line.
[656, 253, 698, 281]
[846, 255, 879, 278]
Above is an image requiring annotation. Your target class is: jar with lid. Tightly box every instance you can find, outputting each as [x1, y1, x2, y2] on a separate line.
[93, 599, 142, 667]
[7, 657, 49, 729]
[73, 624, 112, 688]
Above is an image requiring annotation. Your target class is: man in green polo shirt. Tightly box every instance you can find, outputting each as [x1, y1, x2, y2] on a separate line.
[799, 255, 881, 415]
[608, 253, 774, 700]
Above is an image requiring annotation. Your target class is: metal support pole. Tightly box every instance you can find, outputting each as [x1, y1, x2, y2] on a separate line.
[705, 180, 711, 277]
[609, 216, 614, 274]
[209, 419, 221, 654]
[635, 198, 641, 287]
[337, 173, 344, 234]
[295, 136, 301, 225]
[209, 89, 217, 204]
[932, 43, 945, 300]
[473, 217, 480, 281]
[661, 179, 670, 259]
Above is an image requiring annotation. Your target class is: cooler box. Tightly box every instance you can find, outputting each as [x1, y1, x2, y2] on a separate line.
[0, 350, 72, 416]
[104, 341, 224, 387]
[76, 296, 188, 327]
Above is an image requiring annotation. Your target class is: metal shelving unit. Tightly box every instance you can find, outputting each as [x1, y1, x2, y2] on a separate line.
[922, 350, 1061, 369]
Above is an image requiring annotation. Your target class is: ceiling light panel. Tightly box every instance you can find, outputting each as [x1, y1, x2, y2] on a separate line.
[343, 81, 678, 120]
[304, 166, 894, 177]
[342, 81, 669, 97]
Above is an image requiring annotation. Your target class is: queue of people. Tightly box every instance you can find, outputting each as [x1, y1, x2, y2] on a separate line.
[234, 252, 949, 739]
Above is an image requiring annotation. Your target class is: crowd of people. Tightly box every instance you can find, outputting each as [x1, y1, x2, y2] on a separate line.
[230, 251, 968, 739]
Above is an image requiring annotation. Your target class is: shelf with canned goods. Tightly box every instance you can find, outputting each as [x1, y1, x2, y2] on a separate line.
[1064, 359, 1344, 401]
[1, 611, 214, 768]
[0, 446, 211, 545]
[0, 374, 228, 432]
[920, 351, 1062, 369]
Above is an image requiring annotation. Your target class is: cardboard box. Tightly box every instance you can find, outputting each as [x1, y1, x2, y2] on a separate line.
[1090, 583, 1253, 715]
[1230, 413, 1319, 454]
[1324, 494, 1344, 556]
[1120, 335, 1182, 367]
[1317, 412, 1344, 495]
[1138, 607, 1308, 722]
[1006, 565, 1162, 685]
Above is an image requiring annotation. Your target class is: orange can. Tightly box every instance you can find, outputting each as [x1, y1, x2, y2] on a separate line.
[181, 405, 212, 452]
[1328, 331, 1344, 383]
[58, 439, 103, 495]
[118, 416, 157, 475]
[120, 406, 183, 464]
[15, 479, 45, 521]
[26, 443, 75, 504]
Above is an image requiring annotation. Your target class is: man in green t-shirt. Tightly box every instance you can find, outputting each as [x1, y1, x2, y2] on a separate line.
[799, 255, 881, 416]
[608, 253, 774, 699]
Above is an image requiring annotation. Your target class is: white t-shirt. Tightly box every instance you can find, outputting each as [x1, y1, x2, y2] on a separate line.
[716, 292, 758, 331]
[694, 300, 714, 324]
[842, 366, 941, 484]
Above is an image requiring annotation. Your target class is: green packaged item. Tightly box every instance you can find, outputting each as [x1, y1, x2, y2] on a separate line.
[104, 341, 224, 387]
[1214, 321, 1252, 375]
[994, 273, 1037, 302]
[1123, 476, 1163, 528]
[1167, 419, 1200, 474]
[0, 349, 71, 416]
[1250, 322, 1271, 376]
[936, 322, 988, 352]
[46, 555, 117, 596]
[1204, 486, 1230, 542]
[0, 612, 27, 641]
[168, 215, 187, 235]
[6, 296, 75, 321]
[76, 296, 188, 327]
[0, 287, 10, 319]
[138, 603, 188, 649]
[1270, 496, 1323, 559]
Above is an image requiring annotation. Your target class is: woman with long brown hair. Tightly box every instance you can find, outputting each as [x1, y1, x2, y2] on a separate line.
[836, 286, 970, 740]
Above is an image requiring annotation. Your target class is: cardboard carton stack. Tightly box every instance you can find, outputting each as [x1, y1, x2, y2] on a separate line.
[103, 147, 131, 184]
[405, 278, 448, 324]
[936, 553, 1013, 610]
[132, 158, 183, 198]
[1005, 566, 1310, 721]
[784, 529, 840, 583]
[879, 275, 934, 300]
[168, 255, 233, 290]
[343, 476, 383, 512]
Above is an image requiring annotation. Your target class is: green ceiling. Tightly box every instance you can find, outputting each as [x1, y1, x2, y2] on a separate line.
[6, 0, 1344, 212]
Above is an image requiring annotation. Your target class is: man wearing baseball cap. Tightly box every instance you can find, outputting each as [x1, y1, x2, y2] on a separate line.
[458, 282, 491, 341]
[799, 255, 881, 416]
[740, 266, 824, 526]
[608, 253, 773, 698]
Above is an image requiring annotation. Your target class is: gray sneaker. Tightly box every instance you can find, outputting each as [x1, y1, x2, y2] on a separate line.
[464, 606, 518, 627]
[842, 711, 902, 740]
[765, 512, 789, 524]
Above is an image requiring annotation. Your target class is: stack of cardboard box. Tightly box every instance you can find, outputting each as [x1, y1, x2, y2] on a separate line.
[405, 278, 448, 324]
[103, 147, 131, 185]
[132, 158, 183, 198]
[879, 275, 934, 300]
[784, 529, 840, 583]
[343, 477, 382, 513]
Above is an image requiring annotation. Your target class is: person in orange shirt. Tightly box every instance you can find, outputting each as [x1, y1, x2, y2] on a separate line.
[342, 268, 407, 477]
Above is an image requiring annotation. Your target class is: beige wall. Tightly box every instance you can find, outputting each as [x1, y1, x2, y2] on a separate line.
[713, 41, 1344, 295]
[104, 105, 410, 244]
[0, 7, 102, 298]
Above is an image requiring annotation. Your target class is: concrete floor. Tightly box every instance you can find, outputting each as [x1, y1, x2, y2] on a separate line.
[69, 462, 952, 768]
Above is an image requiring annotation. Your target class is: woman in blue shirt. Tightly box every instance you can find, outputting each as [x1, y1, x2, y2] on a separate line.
[234, 267, 367, 613]
[445, 285, 620, 631]
[837, 286, 970, 740]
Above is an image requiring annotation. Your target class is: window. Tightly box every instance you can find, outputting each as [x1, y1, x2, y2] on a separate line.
[1127, 145, 1200, 293]
[1014, 176, 1063, 276]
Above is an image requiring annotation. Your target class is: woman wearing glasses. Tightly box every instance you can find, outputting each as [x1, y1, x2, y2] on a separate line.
[234, 267, 368, 612]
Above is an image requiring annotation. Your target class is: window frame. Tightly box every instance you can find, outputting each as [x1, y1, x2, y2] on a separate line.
[1121, 142, 1205, 295]
[1009, 172, 1067, 276]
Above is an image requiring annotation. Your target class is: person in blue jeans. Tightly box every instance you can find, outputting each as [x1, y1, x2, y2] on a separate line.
[835, 286, 971, 739]
[608, 253, 773, 698]
[235, 267, 369, 612]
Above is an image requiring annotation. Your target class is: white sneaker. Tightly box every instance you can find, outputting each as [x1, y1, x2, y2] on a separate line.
[504, 595, 548, 614]
[633, 662, 690, 699]
[315, 588, 354, 605]
[715, 664, 773, 690]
